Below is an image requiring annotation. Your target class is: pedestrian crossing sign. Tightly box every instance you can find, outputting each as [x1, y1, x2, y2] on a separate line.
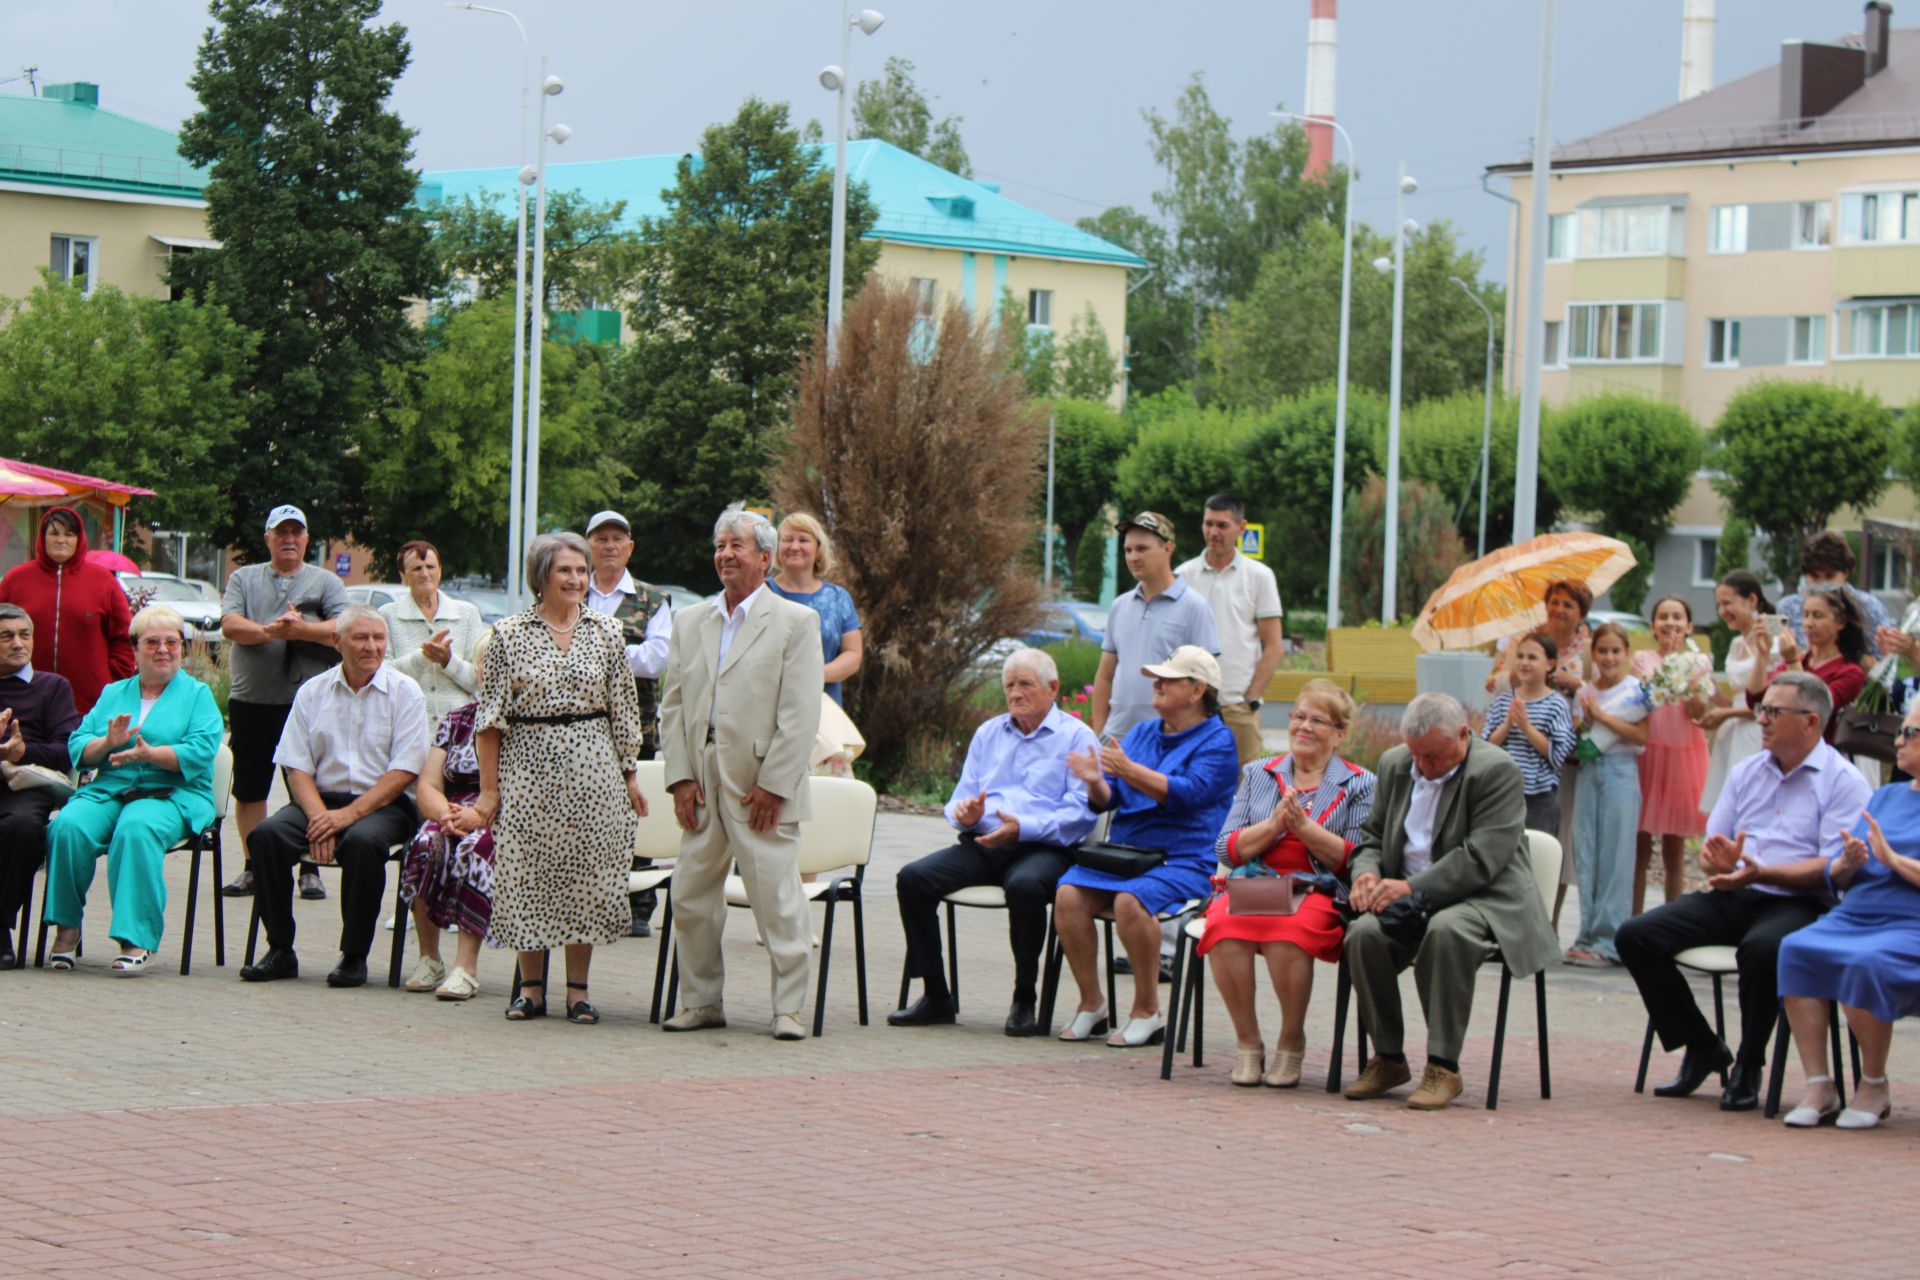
[1241, 524, 1264, 559]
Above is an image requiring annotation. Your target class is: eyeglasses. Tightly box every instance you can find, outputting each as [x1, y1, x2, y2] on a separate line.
[1288, 711, 1339, 731]
[1754, 704, 1816, 722]
[1897, 726, 1920, 743]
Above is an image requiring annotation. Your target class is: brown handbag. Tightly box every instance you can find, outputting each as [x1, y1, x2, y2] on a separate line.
[1224, 872, 1300, 917]
[1833, 707, 1903, 762]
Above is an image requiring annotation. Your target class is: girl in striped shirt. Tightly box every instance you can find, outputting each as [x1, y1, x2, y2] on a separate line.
[1483, 630, 1579, 835]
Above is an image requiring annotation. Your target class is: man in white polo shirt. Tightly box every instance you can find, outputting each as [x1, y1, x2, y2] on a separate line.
[1177, 494, 1284, 765]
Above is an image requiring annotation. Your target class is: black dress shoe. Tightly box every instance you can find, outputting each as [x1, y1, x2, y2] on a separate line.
[629, 917, 652, 938]
[1653, 1039, 1734, 1098]
[1719, 1062, 1760, 1112]
[887, 993, 958, 1026]
[1004, 997, 1040, 1037]
[326, 956, 369, 988]
[1112, 955, 1133, 975]
[1158, 957, 1176, 984]
[239, 947, 299, 982]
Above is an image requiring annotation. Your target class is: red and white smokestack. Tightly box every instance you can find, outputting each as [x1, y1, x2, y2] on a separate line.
[1679, 0, 1715, 101]
[1304, 0, 1337, 179]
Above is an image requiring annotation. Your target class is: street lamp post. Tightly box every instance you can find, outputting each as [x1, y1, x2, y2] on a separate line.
[1451, 276, 1497, 559]
[1371, 167, 1418, 623]
[819, 6, 885, 359]
[1514, 0, 1556, 542]
[1273, 110, 1357, 629]
[521, 60, 568, 567]
[449, 3, 533, 604]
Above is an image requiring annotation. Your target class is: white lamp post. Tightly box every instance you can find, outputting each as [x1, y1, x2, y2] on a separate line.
[449, 3, 532, 603]
[819, 5, 884, 358]
[1514, 0, 1556, 542]
[1451, 276, 1497, 559]
[521, 62, 568, 568]
[1273, 110, 1357, 628]
[1372, 168, 1418, 623]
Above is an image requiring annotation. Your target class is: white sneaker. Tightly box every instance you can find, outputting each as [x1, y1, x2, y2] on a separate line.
[771, 1012, 806, 1040]
[404, 955, 447, 992]
[662, 1005, 727, 1032]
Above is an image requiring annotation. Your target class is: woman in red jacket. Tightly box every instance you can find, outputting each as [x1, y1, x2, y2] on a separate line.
[0, 507, 135, 712]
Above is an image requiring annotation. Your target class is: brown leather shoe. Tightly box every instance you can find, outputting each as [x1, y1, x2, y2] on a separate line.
[1344, 1055, 1413, 1100]
[1407, 1062, 1465, 1110]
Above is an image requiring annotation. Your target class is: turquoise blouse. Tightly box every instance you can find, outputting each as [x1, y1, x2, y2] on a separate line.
[66, 671, 224, 833]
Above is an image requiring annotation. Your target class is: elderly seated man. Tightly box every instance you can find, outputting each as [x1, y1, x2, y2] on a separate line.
[239, 605, 429, 989]
[890, 647, 1099, 1036]
[1618, 670, 1872, 1112]
[0, 604, 82, 965]
[1343, 692, 1558, 1110]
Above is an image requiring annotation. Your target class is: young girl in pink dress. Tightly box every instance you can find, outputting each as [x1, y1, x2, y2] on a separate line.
[1633, 595, 1710, 914]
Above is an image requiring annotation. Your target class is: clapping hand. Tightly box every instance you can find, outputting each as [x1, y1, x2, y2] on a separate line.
[421, 629, 453, 667]
[952, 789, 988, 829]
[103, 713, 135, 753]
[1508, 695, 1532, 728]
[1863, 811, 1906, 872]
[107, 733, 155, 767]
[1699, 831, 1746, 876]
[1706, 853, 1762, 892]
[1066, 748, 1104, 784]
[1098, 741, 1133, 781]
[1838, 829, 1871, 880]
[978, 810, 1022, 848]
[0, 710, 23, 765]
[261, 604, 305, 642]
[1277, 788, 1309, 834]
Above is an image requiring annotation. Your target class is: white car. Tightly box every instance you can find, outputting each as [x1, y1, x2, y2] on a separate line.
[118, 572, 223, 648]
[343, 583, 410, 611]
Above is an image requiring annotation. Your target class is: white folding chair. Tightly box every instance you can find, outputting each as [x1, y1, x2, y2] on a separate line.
[1483, 830, 1560, 1110]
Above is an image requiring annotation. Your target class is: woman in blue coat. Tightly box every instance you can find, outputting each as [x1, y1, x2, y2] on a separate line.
[43, 605, 224, 974]
[1058, 646, 1240, 1047]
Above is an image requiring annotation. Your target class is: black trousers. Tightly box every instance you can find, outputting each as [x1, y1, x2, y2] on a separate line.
[1616, 887, 1825, 1071]
[0, 786, 60, 938]
[248, 792, 417, 960]
[895, 839, 1074, 1003]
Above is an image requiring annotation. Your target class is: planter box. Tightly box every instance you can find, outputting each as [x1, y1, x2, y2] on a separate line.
[1327, 626, 1423, 676]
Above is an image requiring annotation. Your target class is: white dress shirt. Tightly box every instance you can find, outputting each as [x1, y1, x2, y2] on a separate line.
[1401, 759, 1463, 877]
[274, 662, 431, 794]
[709, 582, 768, 727]
[586, 570, 673, 679]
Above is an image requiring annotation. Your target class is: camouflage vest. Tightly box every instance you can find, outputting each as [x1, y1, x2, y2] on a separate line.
[610, 581, 668, 760]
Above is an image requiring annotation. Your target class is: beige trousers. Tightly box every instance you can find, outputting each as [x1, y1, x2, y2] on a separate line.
[1219, 701, 1267, 765]
[670, 742, 812, 1017]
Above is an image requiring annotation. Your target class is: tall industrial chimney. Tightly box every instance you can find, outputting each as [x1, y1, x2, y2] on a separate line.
[1679, 0, 1715, 100]
[1303, 0, 1337, 178]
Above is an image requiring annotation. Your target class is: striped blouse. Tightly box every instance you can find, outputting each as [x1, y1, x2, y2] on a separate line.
[1212, 752, 1378, 877]
[1482, 690, 1577, 796]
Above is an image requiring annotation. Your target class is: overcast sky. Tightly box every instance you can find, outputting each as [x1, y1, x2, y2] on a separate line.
[2, 0, 1860, 283]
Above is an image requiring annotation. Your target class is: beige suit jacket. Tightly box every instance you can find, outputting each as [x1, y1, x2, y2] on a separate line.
[661, 585, 825, 825]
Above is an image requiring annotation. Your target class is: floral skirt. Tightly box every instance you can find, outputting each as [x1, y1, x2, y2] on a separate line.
[399, 790, 495, 936]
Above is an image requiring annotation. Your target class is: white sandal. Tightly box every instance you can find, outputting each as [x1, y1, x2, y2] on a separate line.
[110, 950, 150, 976]
[1783, 1076, 1841, 1127]
[1106, 1011, 1166, 1048]
[435, 966, 479, 1001]
[1838, 1076, 1892, 1130]
[1057, 1002, 1110, 1041]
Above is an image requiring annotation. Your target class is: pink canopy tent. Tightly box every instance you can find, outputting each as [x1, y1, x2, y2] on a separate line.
[0, 456, 157, 572]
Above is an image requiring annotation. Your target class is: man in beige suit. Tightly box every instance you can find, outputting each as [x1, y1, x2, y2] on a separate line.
[660, 503, 825, 1040]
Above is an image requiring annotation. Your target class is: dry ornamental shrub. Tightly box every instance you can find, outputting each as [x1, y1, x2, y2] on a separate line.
[770, 278, 1047, 777]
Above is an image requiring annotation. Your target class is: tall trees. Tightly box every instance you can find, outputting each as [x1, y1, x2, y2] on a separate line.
[428, 191, 644, 312]
[172, 0, 436, 555]
[614, 99, 879, 586]
[1548, 394, 1703, 613]
[852, 55, 971, 176]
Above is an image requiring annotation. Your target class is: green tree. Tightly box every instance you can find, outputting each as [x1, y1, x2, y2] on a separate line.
[1713, 515, 1752, 580]
[1113, 405, 1255, 565]
[852, 56, 971, 176]
[1075, 205, 1187, 399]
[1046, 398, 1134, 583]
[1340, 474, 1468, 623]
[1234, 385, 1385, 609]
[1549, 393, 1701, 614]
[995, 288, 1056, 397]
[353, 298, 625, 578]
[614, 98, 880, 586]
[1055, 305, 1120, 402]
[1397, 391, 1559, 553]
[171, 0, 437, 555]
[1710, 380, 1895, 585]
[0, 279, 254, 536]
[428, 190, 644, 312]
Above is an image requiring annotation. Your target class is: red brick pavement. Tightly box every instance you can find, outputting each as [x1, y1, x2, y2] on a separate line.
[1, 1026, 1911, 1280]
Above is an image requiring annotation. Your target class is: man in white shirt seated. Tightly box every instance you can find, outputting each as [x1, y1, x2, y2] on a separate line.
[240, 606, 430, 988]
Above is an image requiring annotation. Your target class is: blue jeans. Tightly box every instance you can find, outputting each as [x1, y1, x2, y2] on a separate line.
[1573, 753, 1641, 960]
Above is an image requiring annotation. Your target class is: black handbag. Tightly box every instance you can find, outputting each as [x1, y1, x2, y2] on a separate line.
[1072, 840, 1167, 878]
[1375, 890, 1434, 946]
[1833, 707, 1903, 763]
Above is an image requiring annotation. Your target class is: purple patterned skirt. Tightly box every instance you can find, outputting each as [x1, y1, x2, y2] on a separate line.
[399, 790, 495, 935]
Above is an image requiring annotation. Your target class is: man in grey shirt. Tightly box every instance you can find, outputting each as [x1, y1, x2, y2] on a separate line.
[218, 503, 349, 898]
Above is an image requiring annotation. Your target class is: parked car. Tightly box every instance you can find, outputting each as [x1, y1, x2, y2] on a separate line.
[342, 582, 409, 611]
[117, 572, 223, 648]
[1024, 600, 1108, 648]
[1587, 609, 1653, 635]
[448, 587, 512, 626]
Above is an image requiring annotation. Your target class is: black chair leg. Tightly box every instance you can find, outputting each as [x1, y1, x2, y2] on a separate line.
[812, 893, 837, 1038]
[244, 892, 261, 967]
[1190, 949, 1205, 1069]
[1764, 1006, 1792, 1118]
[211, 836, 226, 967]
[897, 958, 911, 1012]
[1486, 968, 1513, 1111]
[1850, 1028, 1863, 1089]
[1534, 969, 1550, 1100]
[181, 846, 202, 976]
[1160, 929, 1189, 1081]
[386, 872, 408, 988]
[1102, 918, 1117, 1023]
[1328, 957, 1351, 1094]
[34, 868, 52, 967]
[1710, 974, 1730, 1089]
[649, 894, 674, 1023]
[945, 901, 960, 1015]
[1634, 1018, 1656, 1093]
[1037, 922, 1061, 1033]
[1828, 1003, 1847, 1110]
[851, 886, 868, 1027]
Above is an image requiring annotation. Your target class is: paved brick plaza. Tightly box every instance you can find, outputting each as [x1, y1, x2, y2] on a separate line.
[3, 809, 1913, 1279]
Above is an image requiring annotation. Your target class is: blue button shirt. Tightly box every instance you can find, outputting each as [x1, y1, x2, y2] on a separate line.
[1101, 577, 1220, 740]
[944, 703, 1100, 848]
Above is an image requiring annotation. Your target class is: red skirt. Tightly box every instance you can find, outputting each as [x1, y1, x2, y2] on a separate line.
[1195, 889, 1344, 963]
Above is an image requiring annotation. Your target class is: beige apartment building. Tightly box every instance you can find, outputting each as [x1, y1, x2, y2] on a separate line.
[1490, 4, 1920, 615]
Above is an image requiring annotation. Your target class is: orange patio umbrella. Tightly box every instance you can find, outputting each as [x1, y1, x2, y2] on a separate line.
[1412, 531, 1638, 652]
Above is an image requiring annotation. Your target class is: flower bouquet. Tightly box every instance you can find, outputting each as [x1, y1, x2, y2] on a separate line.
[1641, 643, 1715, 709]
[1577, 678, 1652, 760]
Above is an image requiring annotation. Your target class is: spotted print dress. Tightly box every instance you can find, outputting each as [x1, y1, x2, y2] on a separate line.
[474, 607, 643, 949]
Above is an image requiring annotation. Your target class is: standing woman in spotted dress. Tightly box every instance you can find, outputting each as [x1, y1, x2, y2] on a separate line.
[473, 532, 648, 1024]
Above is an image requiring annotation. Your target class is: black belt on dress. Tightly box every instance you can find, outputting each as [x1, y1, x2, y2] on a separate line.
[506, 710, 608, 726]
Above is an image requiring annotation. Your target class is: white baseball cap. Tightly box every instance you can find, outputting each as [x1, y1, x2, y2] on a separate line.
[1140, 645, 1223, 692]
[585, 509, 630, 535]
[265, 504, 308, 531]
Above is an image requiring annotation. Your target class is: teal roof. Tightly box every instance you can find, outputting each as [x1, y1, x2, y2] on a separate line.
[425, 138, 1145, 269]
[0, 88, 207, 200]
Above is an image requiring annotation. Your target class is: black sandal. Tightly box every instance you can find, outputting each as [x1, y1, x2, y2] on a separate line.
[505, 978, 547, 1021]
[565, 981, 600, 1025]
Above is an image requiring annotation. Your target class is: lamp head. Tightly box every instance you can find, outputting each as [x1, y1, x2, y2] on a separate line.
[853, 9, 886, 35]
[1371, 256, 1393, 275]
[819, 64, 846, 91]
[547, 123, 572, 145]
[542, 74, 564, 96]
[518, 164, 537, 186]
[1399, 174, 1419, 195]
[1402, 218, 1421, 236]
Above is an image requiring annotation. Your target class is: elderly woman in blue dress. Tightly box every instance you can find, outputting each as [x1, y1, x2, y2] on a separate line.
[41, 605, 224, 973]
[1057, 645, 1240, 1047]
[1770, 700, 1920, 1129]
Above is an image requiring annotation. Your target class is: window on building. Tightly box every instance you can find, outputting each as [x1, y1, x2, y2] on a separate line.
[1026, 288, 1053, 328]
[1839, 302, 1920, 359]
[1709, 205, 1748, 254]
[1870, 544, 1910, 593]
[1841, 189, 1920, 244]
[1546, 213, 1574, 261]
[50, 234, 97, 295]
[1706, 318, 1741, 367]
[1578, 204, 1683, 257]
[1794, 200, 1832, 249]
[1789, 314, 1828, 365]
[1542, 318, 1564, 367]
[910, 277, 938, 312]
[1566, 302, 1665, 362]
[1694, 538, 1719, 588]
